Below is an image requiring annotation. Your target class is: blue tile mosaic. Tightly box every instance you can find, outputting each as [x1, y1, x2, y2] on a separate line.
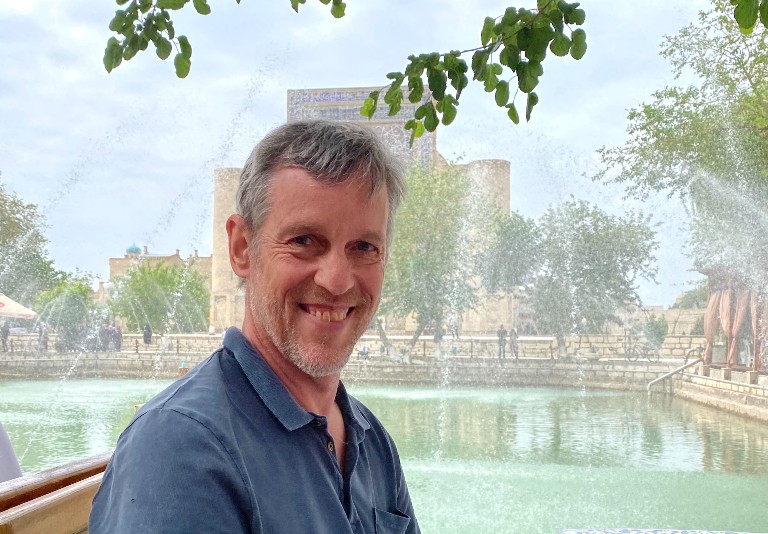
[286, 87, 435, 170]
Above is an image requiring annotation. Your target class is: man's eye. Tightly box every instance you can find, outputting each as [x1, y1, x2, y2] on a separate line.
[354, 241, 377, 253]
[290, 235, 313, 246]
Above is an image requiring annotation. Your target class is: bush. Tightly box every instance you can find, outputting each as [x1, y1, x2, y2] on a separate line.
[644, 314, 669, 349]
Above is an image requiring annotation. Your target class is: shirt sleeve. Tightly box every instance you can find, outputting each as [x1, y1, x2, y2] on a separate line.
[89, 407, 254, 534]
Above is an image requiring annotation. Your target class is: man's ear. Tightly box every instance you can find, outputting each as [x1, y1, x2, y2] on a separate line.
[226, 214, 252, 278]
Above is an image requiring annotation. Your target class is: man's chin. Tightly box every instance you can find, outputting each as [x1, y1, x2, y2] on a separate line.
[284, 342, 353, 378]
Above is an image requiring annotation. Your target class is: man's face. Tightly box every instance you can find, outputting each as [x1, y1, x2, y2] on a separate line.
[246, 167, 389, 378]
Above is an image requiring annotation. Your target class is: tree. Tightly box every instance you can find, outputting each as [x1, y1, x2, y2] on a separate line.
[379, 165, 491, 350]
[643, 313, 669, 349]
[108, 260, 210, 333]
[102, 0, 588, 142]
[36, 274, 96, 352]
[531, 200, 658, 350]
[672, 280, 708, 309]
[478, 210, 539, 294]
[594, 0, 768, 289]
[0, 178, 59, 307]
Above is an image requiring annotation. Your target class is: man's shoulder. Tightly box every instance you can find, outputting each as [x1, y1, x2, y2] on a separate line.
[136, 348, 244, 424]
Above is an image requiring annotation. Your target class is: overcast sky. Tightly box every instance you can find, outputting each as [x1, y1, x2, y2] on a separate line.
[0, 0, 711, 306]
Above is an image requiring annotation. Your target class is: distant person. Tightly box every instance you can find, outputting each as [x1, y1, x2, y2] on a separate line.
[497, 324, 508, 360]
[509, 328, 518, 360]
[142, 323, 152, 345]
[37, 323, 49, 352]
[114, 325, 123, 352]
[448, 315, 459, 340]
[90, 120, 420, 533]
[1, 321, 9, 352]
[434, 323, 445, 360]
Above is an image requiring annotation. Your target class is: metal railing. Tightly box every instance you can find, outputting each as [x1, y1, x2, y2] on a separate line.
[647, 357, 703, 393]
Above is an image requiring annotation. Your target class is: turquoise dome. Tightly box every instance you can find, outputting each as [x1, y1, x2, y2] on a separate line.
[126, 243, 141, 254]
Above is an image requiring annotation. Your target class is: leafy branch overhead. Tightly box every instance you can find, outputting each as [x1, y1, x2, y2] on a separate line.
[103, 0, 587, 142]
[731, 0, 768, 33]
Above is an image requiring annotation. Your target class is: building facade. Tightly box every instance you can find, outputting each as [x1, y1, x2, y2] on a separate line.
[208, 86, 514, 333]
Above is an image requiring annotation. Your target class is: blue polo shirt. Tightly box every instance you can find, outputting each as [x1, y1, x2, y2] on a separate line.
[90, 328, 419, 534]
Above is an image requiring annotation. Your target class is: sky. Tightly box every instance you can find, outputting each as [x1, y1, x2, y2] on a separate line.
[0, 0, 712, 306]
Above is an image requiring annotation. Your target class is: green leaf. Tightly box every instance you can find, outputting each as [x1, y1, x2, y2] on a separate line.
[564, 7, 586, 25]
[516, 62, 539, 93]
[330, 0, 345, 18]
[404, 119, 425, 146]
[123, 34, 140, 60]
[570, 29, 587, 59]
[734, 0, 759, 29]
[156, 0, 188, 9]
[499, 46, 521, 69]
[471, 50, 488, 81]
[116, 0, 131, 5]
[178, 35, 192, 58]
[360, 92, 378, 118]
[506, 103, 520, 124]
[525, 91, 539, 121]
[501, 7, 519, 26]
[549, 32, 571, 57]
[481, 16, 496, 46]
[441, 99, 458, 125]
[193, 0, 212, 15]
[408, 76, 424, 104]
[103, 37, 123, 73]
[423, 102, 439, 132]
[109, 10, 126, 32]
[156, 37, 173, 60]
[761, 0, 768, 26]
[414, 103, 428, 120]
[290, 0, 306, 12]
[427, 66, 447, 100]
[384, 87, 403, 116]
[174, 52, 191, 78]
[495, 80, 510, 106]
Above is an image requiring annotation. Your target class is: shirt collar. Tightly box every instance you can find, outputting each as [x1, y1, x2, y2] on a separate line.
[223, 327, 369, 433]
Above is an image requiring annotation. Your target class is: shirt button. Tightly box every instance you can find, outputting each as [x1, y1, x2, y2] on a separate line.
[327, 441, 335, 452]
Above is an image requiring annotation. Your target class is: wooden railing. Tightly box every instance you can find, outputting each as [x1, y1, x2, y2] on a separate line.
[0, 452, 110, 534]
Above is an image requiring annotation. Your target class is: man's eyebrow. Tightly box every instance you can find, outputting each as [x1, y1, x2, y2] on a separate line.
[278, 224, 384, 244]
[355, 231, 386, 245]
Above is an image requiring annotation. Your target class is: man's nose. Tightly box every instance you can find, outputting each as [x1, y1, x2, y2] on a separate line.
[314, 250, 354, 296]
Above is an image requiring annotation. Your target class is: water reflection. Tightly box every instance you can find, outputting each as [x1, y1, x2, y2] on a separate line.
[354, 385, 768, 475]
[3, 380, 768, 532]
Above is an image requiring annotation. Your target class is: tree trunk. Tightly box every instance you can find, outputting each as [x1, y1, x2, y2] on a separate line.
[375, 318, 399, 361]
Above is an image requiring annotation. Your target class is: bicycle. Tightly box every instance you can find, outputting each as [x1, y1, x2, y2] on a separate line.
[624, 341, 661, 362]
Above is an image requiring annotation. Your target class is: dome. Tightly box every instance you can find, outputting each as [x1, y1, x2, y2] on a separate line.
[126, 243, 141, 254]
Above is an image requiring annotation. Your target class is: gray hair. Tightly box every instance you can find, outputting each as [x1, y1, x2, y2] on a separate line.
[235, 120, 405, 254]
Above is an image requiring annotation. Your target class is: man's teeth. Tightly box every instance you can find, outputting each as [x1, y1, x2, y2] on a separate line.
[312, 310, 347, 322]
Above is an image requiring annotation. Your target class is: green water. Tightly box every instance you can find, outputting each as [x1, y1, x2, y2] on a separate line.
[2, 379, 768, 533]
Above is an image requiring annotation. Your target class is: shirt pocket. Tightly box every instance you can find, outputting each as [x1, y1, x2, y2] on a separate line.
[374, 508, 411, 534]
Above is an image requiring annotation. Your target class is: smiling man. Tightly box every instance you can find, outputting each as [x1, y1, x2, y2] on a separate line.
[90, 120, 420, 534]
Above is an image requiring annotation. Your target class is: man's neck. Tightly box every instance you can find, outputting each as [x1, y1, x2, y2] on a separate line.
[242, 325, 341, 416]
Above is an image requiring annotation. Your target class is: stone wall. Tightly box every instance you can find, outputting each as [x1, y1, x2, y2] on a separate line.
[2, 344, 766, 423]
[0, 332, 712, 362]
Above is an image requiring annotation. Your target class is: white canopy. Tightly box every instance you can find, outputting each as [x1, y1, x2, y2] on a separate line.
[0, 293, 37, 319]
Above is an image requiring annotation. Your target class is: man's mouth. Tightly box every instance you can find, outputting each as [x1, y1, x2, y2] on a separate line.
[300, 305, 352, 322]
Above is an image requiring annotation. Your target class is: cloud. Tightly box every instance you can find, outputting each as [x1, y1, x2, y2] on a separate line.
[0, 0, 711, 305]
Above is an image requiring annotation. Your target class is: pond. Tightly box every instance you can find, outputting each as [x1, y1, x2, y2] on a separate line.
[2, 379, 767, 533]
